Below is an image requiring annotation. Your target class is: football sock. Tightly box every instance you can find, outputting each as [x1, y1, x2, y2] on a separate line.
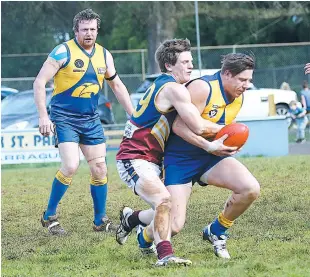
[44, 170, 71, 220]
[127, 211, 145, 230]
[156, 241, 174, 260]
[138, 228, 153, 248]
[210, 212, 234, 237]
[90, 176, 108, 226]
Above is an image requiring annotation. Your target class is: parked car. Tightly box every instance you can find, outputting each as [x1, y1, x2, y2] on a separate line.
[131, 70, 297, 124]
[1, 86, 19, 100]
[131, 70, 219, 108]
[1, 88, 115, 130]
[236, 83, 297, 123]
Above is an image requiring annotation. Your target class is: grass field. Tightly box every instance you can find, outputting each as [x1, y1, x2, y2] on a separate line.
[2, 152, 310, 277]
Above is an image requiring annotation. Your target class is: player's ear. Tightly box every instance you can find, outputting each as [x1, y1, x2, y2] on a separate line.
[223, 70, 232, 80]
[165, 63, 172, 72]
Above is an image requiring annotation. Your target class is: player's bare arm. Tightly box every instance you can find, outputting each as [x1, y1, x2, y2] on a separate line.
[172, 117, 236, 155]
[305, 63, 310, 75]
[157, 83, 211, 135]
[172, 79, 237, 156]
[33, 57, 62, 136]
[105, 50, 134, 116]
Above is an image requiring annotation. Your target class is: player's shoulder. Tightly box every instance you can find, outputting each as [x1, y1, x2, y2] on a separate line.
[186, 78, 211, 96]
[163, 82, 187, 94]
[49, 44, 68, 62]
[186, 78, 209, 89]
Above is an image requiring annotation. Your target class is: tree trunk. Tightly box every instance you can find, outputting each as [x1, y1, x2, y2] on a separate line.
[147, 2, 177, 74]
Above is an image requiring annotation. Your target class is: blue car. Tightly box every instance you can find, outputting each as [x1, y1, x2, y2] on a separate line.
[1, 86, 19, 100]
[1, 88, 115, 130]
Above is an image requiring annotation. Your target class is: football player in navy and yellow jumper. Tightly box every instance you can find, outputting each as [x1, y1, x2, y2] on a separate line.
[34, 9, 133, 235]
[164, 53, 260, 259]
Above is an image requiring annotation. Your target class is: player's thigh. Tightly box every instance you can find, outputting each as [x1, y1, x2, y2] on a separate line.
[80, 143, 107, 176]
[58, 142, 80, 174]
[80, 143, 106, 162]
[134, 161, 170, 208]
[200, 157, 259, 193]
[117, 159, 170, 209]
[167, 184, 192, 232]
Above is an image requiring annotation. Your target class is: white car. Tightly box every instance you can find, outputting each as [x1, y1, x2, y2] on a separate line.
[237, 83, 297, 121]
[130, 70, 297, 125]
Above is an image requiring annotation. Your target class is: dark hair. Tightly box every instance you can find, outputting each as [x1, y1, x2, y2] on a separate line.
[221, 52, 255, 76]
[303, 80, 308, 89]
[155, 39, 191, 73]
[72, 9, 101, 32]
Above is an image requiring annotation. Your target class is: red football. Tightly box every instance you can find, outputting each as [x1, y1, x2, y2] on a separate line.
[214, 123, 249, 149]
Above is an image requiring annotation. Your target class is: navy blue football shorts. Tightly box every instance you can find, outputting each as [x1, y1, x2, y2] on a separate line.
[54, 118, 106, 147]
[164, 153, 226, 186]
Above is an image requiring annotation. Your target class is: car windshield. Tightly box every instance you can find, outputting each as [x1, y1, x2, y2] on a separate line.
[1, 92, 37, 115]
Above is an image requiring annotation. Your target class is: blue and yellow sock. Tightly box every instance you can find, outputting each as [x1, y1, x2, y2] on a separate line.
[138, 228, 153, 248]
[44, 170, 71, 220]
[90, 176, 108, 226]
[210, 212, 234, 237]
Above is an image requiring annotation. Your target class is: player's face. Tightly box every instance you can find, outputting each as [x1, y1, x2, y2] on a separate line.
[167, 51, 193, 84]
[224, 69, 253, 98]
[75, 20, 98, 50]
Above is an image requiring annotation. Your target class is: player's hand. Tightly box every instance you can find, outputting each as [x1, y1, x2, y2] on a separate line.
[39, 117, 54, 136]
[206, 134, 238, 156]
[305, 63, 310, 75]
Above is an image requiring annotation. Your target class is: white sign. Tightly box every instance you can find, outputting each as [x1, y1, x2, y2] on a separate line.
[1, 129, 76, 164]
[1, 127, 123, 164]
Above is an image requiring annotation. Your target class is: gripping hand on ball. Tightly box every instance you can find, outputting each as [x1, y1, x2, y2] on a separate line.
[206, 134, 238, 156]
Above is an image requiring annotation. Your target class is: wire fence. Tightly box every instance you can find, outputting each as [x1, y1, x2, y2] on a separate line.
[2, 42, 310, 123]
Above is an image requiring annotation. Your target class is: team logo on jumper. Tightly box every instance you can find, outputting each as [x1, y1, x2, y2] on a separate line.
[74, 59, 84, 68]
[97, 67, 106, 74]
[208, 109, 218, 118]
[71, 83, 100, 98]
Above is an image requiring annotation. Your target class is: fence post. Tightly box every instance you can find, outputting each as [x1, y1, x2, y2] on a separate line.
[104, 78, 108, 97]
[232, 44, 237, 54]
[141, 50, 145, 81]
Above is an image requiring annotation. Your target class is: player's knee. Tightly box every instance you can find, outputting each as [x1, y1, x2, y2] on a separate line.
[245, 180, 260, 201]
[171, 219, 185, 237]
[156, 196, 172, 212]
[91, 161, 107, 179]
[61, 162, 79, 177]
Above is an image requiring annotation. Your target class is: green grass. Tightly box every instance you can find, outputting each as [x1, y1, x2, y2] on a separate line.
[2, 153, 310, 277]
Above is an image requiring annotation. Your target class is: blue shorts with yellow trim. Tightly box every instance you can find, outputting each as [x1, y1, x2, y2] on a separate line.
[164, 153, 225, 186]
[54, 118, 106, 147]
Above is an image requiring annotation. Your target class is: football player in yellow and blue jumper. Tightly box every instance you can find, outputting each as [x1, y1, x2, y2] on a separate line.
[34, 9, 133, 235]
[116, 53, 260, 261]
[164, 53, 260, 259]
